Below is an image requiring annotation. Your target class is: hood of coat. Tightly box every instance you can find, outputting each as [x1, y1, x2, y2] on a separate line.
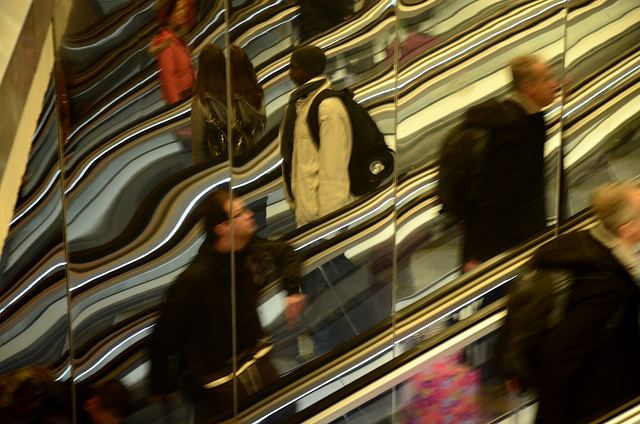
[461, 98, 526, 131]
[530, 230, 623, 275]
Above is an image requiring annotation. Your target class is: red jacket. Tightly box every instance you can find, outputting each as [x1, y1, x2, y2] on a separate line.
[151, 27, 195, 104]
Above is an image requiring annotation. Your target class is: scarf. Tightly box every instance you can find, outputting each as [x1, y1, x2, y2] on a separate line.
[590, 221, 640, 281]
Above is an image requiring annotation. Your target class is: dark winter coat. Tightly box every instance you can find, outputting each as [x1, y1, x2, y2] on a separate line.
[462, 98, 547, 262]
[531, 229, 640, 423]
[148, 236, 302, 397]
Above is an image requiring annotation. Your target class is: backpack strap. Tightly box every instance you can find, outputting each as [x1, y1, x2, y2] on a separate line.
[307, 89, 342, 147]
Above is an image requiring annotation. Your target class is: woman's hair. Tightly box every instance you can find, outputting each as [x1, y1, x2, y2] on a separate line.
[194, 44, 226, 103]
[229, 45, 264, 108]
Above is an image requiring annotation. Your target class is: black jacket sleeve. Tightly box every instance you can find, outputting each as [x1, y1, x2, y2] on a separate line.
[148, 282, 186, 395]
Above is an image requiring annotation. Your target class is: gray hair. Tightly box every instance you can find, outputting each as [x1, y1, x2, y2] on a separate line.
[510, 54, 539, 91]
[592, 181, 640, 232]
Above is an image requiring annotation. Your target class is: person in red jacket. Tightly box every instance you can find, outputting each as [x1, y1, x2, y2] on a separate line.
[149, 0, 196, 104]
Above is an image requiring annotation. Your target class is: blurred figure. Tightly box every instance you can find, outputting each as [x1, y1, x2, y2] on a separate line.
[0, 365, 71, 424]
[532, 181, 640, 423]
[400, 353, 482, 423]
[297, 0, 352, 42]
[154, 0, 197, 38]
[279, 45, 353, 228]
[149, 0, 196, 105]
[149, 190, 306, 423]
[441, 54, 558, 273]
[83, 380, 131, 424]
[190, 44, 227, 163]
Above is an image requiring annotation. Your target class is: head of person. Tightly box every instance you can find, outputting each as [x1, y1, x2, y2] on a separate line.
[83, 380, 130, 424]
[229, 44, 264, 108]
[592, 181, 640, 247]
[289, 45, 327, 86]
[510, 54, 557, 110]
[198, 189, 256, 252]
[194, 44, 226, 102]
[153, 0, 176, 25]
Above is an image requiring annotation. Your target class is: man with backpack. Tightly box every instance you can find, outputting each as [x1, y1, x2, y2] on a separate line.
[279, 45, 355, 228]
[279, 46, 393, 357]
[280, 45, 393, 228]
[438, 54, 558, 272]
[504, 181, 640, 423]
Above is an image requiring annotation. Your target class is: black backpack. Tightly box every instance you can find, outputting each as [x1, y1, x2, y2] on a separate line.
[307, 88, 394, 196]
[437, 125, 490, 221]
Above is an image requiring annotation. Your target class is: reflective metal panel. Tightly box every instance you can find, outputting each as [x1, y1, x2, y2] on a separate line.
[0, 77, 72, 415]
[395, 0, 566, 310]
[562, 0, 640, 216]
[56, 0, 230, 422]
[227, 0, 396, 419]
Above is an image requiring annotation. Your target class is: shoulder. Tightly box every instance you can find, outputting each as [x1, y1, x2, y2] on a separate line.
[531, 230, 617, 272]
[317, 95, 348, 116]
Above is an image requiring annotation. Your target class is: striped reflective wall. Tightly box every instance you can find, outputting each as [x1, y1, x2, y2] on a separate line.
[0, 0, 638, 422]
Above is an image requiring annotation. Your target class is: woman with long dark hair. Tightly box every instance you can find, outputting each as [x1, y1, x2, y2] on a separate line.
[229, 44, 266, 147]
[190, 44, 227, 163]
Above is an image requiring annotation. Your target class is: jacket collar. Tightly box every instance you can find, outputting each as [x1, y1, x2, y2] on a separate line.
[590, 221, 640, 280]
[507, 91, 540, 115]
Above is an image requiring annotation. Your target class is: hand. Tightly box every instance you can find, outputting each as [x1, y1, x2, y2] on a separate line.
[285, 294, 307, 328]
[462, 259, 482, 274]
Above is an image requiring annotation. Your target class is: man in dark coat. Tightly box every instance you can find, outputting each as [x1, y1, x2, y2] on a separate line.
[148, 189, 306, 423]
[533, 181, 640, 423]
[460, 55, 557, 272]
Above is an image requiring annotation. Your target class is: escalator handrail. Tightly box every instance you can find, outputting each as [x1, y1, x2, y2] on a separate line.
[239, 210, 597, 422]
[284, 300, 508, 424]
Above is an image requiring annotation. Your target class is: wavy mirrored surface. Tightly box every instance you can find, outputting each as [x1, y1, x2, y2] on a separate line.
[0, 77, 70, 384]
[394, 0, 566, 310]
[562, 0, 640, 215]
[2, 0, 640, 422]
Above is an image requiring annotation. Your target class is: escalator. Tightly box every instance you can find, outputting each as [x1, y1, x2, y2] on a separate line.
[271, 233, 640, 424]
[239, 209, 640, 423]
[230, 213, 599, 423]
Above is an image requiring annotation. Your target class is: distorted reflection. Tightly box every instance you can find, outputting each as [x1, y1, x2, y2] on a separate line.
[296, 0, 353, 42]
[149, 0, 196, 105]
[149, 190, 304, 423]
[227, 2, 395, 400]
[399, 352, 482, 422]
[57, 2, 228, 424]
[440, 55, 558, 273]
[0, 80, 70, 384]
[80, 379, 131, 424]
[191, 44, 228, 164]
[0, 365, 72, 423]
[6, 0, 638, 422]
[229, 44, 268, 160]
[562, 0, 640, 216]
[394, 0, 566, 310]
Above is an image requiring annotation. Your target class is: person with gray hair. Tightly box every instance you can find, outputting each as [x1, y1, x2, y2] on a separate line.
[443, 53, 558, 273]
[528, 181, 640, 423]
